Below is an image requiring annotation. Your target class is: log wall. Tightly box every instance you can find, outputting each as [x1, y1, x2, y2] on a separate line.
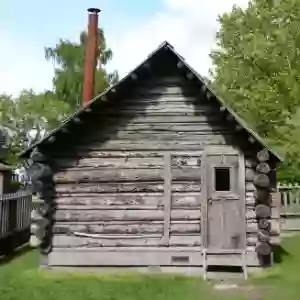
[45, 75, 270, 268]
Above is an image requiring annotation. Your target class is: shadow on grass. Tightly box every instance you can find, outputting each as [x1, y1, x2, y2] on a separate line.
[0, 244, 33, 267]
[273, 245, 290, 264]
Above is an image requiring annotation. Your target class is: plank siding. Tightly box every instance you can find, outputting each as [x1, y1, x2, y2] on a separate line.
[50, 74, 261, 268]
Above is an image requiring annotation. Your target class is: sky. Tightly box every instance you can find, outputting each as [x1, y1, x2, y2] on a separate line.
[0, 0, 249, 96]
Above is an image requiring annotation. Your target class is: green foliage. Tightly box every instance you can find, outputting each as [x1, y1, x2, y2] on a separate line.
[0, 91, 71, 165]
[45, 29, 118, 109]
[210, 0, 300, 181]
[0, 26, 117, 167]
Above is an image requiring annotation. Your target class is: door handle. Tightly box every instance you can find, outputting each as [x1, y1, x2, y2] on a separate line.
[208, 198, 212, 205]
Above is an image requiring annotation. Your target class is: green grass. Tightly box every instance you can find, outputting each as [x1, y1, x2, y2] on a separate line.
[1, 236, 300, 300]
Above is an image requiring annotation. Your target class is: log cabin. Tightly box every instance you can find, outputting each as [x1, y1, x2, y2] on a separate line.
[21, 8, 283, 279]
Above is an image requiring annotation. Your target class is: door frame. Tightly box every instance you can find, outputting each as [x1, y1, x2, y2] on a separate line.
[201, 146, 246, 251]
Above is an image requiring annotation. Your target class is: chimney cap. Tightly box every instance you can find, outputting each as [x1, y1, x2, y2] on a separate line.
[87, 8, 101, 14]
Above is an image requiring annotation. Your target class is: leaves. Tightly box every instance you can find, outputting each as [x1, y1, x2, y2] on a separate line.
[0, 25, 117, 167]
[0, 91, 71, 165]
[45, 28, 118, 109]
[210, 0, 300, 182]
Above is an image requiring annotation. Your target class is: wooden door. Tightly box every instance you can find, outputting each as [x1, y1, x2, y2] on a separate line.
[202, 147, 246, 251]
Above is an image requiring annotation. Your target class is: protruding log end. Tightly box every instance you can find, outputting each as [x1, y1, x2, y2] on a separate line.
[256, 162, 271, 174]
[257, 149, 270, 162]
[255, 204, 271, 218]
[253, 174, 270, 188]
[256, 242, 271, 256]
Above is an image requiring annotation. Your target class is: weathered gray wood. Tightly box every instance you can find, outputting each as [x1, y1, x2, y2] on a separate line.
[245, 168, 255, 182]
[54, 168, 202, 183]
[201, 150, 208, 249]
[54, 209, 201, 222]
[255, 204, 271, 218]
[246, 182, 255, 192]
[253, 174, 270, 188]
[238, 154, 247, 249]
[258, 219, 270, 230]
[257, 149, 270, 162]
[255, 242, 271, 255]
[56, 182, 201, 194]
[163, 153, 172, 244]
[55, 157, 165, 169]
[74, 138, 233, 151]
[55, 193, 201, 208]
[53, 222, 201, 235]
[254, 189, 270, 203]
[52, 234, 202, 247]
[247, 220, 279, 235]
[88, 132, 233, 142]
[97, 123, 228, 132]
[48, 249, 261, 267]
[56, 154, 202, 169]
[109, 104, 217, 114]
[99, 115, 222, 124]
[257, 229, 270, 242]
[256, 163, 270, 174]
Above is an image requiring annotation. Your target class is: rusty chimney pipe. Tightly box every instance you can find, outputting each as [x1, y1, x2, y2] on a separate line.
[82, 8, 101, 106]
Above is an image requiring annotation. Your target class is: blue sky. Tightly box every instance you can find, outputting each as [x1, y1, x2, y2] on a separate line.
[0, 0, 249, 96]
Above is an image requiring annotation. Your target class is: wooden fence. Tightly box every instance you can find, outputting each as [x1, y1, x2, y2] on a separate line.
[279, 183, 300, 235]
[0, 190, 32, 255]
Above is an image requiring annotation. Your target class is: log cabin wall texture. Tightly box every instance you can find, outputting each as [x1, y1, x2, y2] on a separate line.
[46, 70, 265, 267]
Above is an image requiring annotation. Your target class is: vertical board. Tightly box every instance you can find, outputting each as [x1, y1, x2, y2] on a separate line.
[163, 153, 172, 244]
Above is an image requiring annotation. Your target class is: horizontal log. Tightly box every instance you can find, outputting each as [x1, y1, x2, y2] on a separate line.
[245, 158, 257, 168]
[87, 132, 233, 142]
[133, 86, 195, 95]
[55, 182, 201, 193]
[245, 168, 255, 182]
[55, 155, 202, 170]
[74, 138, 232, 151]
[54, 168, 202, 184]
[111, 102, 217, 112]
[55, 192, 201, 208]
[246, 182, 255, 192]
[55, 157, 165, 169]
[52, 234, 202, 247]
[54, 150, 204, 160]
[247, 235, 279, 246]
[99, 115, 222, 124]
[246, 206, 278, 220]
[101, 123, 228, 132]
[48, 249, 261, 267]
[53, 222, 201, 235]
[54, 209, 201, 222]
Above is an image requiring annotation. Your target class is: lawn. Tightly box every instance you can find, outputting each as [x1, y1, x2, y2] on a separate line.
[0, 235, 300, 300]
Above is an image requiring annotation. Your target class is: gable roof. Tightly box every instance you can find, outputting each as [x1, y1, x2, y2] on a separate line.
[20, 41, 283, 162]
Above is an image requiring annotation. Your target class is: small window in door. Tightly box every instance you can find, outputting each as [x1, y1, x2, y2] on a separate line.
[215, 167, 231, 191]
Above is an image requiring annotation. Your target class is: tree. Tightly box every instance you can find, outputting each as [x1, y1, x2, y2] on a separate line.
[210, 0, 300, 181]
[0, 91, 71, 165]
[45, 29, 118, 109]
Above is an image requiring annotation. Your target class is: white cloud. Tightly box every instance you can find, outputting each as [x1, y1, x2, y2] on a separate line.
[0, 30, 53, 96]
[0, 0, 249, 96]
[108, 0, 249, 79]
